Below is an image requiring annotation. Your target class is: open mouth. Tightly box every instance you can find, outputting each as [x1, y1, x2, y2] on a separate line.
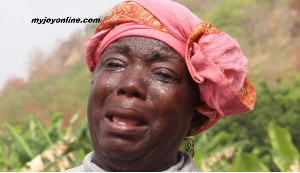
[103, 109, 150, 137]
[107, 114, 147, 127]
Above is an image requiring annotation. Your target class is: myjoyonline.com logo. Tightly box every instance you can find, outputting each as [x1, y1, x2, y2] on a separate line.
[31, 17, 101, 24]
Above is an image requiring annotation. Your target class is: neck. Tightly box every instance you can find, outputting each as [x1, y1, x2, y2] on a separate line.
[92, 150, 178, 171]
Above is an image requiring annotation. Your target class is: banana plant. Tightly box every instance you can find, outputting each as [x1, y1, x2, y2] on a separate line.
[268, 121, 299, 172]
[230, 152, 270, 172]
[192, 131, 248, 171]
[230, 121, 300, 172]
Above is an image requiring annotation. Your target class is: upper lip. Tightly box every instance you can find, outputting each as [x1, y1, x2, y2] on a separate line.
[105, 106, 149, 126]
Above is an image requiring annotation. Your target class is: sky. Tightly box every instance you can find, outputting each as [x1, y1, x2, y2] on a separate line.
[0, 0, 124, 90]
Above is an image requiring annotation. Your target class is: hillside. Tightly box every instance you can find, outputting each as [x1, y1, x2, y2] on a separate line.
[0, 24, 96, 126]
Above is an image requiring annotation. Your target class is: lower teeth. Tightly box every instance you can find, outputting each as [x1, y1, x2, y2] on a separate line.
[117, 122, 127, 125]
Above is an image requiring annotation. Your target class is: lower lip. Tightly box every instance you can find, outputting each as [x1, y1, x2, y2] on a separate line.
[104, 117, 149, 135]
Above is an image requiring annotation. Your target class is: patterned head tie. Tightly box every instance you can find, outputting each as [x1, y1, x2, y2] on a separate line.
[85, 0, 256, 135]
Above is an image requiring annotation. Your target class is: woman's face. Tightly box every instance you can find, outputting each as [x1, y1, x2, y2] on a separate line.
[88, 36, 199, 171]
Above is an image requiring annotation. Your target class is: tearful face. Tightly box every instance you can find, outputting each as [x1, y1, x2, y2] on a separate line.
[88, 36, 199, 171]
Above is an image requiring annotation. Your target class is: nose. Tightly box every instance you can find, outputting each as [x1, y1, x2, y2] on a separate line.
[116, 68, 147, 100]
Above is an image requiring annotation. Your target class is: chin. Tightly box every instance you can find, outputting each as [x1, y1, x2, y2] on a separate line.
[96, 133, 153, 162]
[90, 116, 156, 162]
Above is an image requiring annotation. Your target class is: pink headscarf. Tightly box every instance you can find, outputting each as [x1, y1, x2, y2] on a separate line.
[86, 0, 256, 135]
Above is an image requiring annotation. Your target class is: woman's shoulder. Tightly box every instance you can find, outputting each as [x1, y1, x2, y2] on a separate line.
[64, 151, 105, 172]
[64, 164, 85, 172]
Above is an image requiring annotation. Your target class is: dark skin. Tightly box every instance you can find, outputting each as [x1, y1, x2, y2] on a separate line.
[88, 36, 200, 171]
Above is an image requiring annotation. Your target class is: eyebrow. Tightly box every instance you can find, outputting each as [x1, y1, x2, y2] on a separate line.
[120, 45, 130, 53]
[105, 42, 185, 65]
[153, 52, 161, 59]
[105, 44, 130, 53]
[152, 52, 175, 61]
[152, 50, 185, 65]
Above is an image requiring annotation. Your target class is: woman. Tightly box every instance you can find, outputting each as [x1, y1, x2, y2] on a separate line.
[67, 0, 256, 171]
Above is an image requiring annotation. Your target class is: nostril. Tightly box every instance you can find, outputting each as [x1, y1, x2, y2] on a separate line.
[132, 92, 141, 98]
[117, 88, 142, 99]
[119, 89, 126, 95]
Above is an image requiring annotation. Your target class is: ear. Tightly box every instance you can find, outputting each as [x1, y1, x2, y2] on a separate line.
[186, 111, 209, 136]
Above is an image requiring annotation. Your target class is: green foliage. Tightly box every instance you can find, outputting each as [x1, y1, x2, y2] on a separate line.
[268, 121, 300, 171]
[192, 131, 248, 171]
[4, 124, 34, 159]
[0, 113, 92, 171]
[202, 122, 299, 172]
[201, 0, 254, 38]
[206, 74, 300, 170]
[231, 152, 270, 172]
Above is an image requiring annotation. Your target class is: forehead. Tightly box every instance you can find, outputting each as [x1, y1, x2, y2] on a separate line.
[104, 36, 184, 63]
[115, 36, 172, 50]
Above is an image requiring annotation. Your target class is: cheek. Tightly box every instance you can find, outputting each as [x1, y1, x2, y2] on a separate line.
[151, 84, 193, 130]
[88, 72, 121, 140]
[150, 86, 193, 149]
[155, 83, 193, 112]
[90, 72, 120, 102]
[88, 72, 121, 124]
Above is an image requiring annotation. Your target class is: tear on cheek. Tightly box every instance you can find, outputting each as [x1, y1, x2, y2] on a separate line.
[158, 88, 167, 96]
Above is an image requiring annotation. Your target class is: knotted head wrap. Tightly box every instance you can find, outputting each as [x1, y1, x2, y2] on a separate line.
[86, 0, 256, 135]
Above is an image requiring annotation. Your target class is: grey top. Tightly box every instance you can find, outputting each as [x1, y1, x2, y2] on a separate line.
[66, 151, 200, 172]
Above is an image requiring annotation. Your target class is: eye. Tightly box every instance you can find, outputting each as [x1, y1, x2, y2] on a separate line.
[152, 68, 177, 83]
[103, 59, 125, 71]
[157, 72, 174, 80]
